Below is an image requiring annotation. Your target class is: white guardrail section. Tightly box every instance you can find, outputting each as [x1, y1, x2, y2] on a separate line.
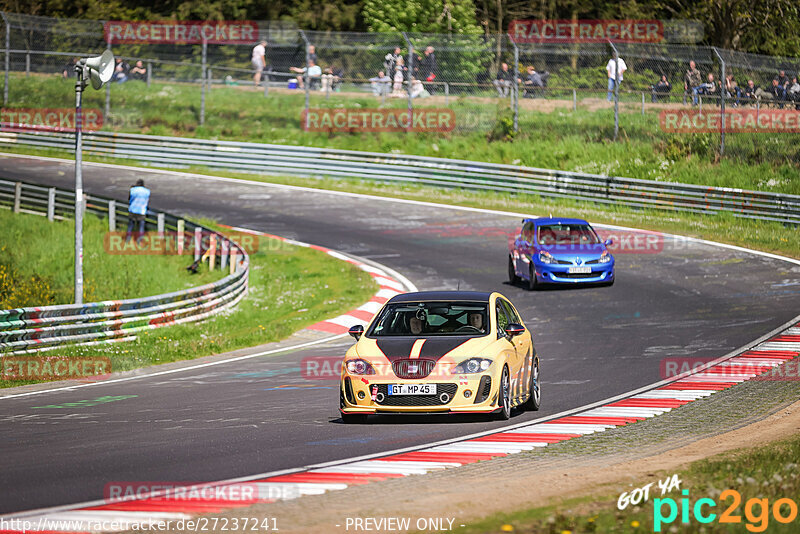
[1, 130, 798, 225]
[0, 178, 249, 353]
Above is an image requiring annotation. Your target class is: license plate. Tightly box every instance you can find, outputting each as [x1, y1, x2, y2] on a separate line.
[568, 267, 592, 274]
[388, 384, 437, 395]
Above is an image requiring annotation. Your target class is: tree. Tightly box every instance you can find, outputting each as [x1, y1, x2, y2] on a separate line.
[363, 0, 481, 34]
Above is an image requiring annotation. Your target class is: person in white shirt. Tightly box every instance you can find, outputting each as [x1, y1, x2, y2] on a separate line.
[252, 40, 267, 86]
[290, 60, 322, 89]
[606, 56, 627, 101]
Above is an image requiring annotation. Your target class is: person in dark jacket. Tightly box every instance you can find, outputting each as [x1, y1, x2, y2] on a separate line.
[420, 46, 437, 93]
[493, 62, 514, 97]
[651, 74, 671, 102]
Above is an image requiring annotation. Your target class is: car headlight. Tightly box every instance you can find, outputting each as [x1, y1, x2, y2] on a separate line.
[539, 251, 556, 264]
[452, 358, 493, 374]
[346, 359, 376, 375]
[599, 251, 612, 263]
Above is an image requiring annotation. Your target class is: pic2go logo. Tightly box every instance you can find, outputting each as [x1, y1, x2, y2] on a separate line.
[654, 489, 799, 532]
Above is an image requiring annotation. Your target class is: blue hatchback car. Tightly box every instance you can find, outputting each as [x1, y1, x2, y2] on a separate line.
[508, 217, 615, 289]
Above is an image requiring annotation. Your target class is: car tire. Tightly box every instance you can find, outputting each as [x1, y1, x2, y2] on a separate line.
[523, 358, 540, 411]
[528, 265, 539, 291]
[508, 255, 519, 285]
[496, 366, 512, 420]
[341, 412, 368, 424]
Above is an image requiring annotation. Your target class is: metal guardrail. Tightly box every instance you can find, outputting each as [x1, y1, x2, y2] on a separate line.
[0, 177, 250, 353]
[0, 130, 798, 225]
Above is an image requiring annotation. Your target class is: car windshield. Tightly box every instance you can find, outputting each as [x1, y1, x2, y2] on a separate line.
[537, 224, 600, 245]
[368, 301, 489, 337]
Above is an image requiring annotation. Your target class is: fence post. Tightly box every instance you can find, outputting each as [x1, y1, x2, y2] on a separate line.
[444, 82, 449, 105]
[146, 60, 151, 87]
[105, 38, 111, 119]
[509, 34, 519, 133]
[221, 238, 229, 270]
[573, 89, 577, 111]
[609, 40, 619, 141]
[299, 30, 311, 129]
[25, 51, 29, 77]
[207, 67, 212, 91]
[194, 226, 201, 261]
[402, 32, 413, 132]
[157, 212, 164, 235]
[641, 92, 645, 115]
[47, 187, 55, 221]
[108, 199, 115, 230]
[200, 39, 207, 125]
[177, 219, 185, 256]
[13, 181, 21, 213]
[4, 13, 10, 107]
[713, 47, 726, 156]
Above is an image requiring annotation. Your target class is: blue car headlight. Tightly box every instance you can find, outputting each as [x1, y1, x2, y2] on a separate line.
[539, 251, 557, 264]
[599, 251, 612, 263]
[452, 358, 492, 374]
[346, 359, 376, 375]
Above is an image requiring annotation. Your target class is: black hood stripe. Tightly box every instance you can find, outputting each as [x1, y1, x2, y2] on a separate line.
[375, 336, 474, 363]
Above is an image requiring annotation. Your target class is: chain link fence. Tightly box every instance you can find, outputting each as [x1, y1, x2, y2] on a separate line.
[1, 12, 799, 168]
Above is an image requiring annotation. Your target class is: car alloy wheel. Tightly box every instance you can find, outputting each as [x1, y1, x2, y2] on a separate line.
[528, 264, 539, 291]
[497, 366, 511, 420]
[524, 359, 540, 411]
[508, 255, 519, 284]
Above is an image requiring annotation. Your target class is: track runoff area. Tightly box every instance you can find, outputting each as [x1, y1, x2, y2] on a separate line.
[0, 154, 798, 532]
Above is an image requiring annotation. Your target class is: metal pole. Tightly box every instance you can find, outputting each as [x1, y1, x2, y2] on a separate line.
[25, 51, 29, 77]
[402, 33, 413, 132]
[713, 47, 726, 156]
[299, 30, 310, 130]
[510, 34, 519, 133]
[108, 199, 116, 230]
[146, 61, 151, 87]
[4, 16, 10, 107]
[47, 187, 55, 221]
[609, 40, 619, 141]
[74, 67, 85, 304]
[105, 38, 111, 119]
[573, 88, 577, 111]
[641, 92, 645, 115]
[200, 39, 207, 125]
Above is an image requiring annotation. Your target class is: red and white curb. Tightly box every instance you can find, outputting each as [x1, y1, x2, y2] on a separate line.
[3, 319, 797, 532]
[220, 226, 409, 336]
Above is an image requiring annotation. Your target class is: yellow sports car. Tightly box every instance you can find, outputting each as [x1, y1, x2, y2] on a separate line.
[339, 291, 539, 423]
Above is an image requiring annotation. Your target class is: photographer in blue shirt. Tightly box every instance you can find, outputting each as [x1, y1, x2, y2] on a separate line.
[126, 179, 150, 243]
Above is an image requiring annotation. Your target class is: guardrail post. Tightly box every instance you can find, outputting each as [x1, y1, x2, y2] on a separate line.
[177, 219, 185, 256]
[194, 226, 201, 261]
[573, 89, 577, 111]
[208, 234, 217, 270]
[200, 39, 207, 126]
[221, 238, 229, 269]
[47, 187, 55, 221]
[146, 61, 151, 87]
[230, 248, 238, 275]
[157, 212, 164, 235]
[4, 13, 10, 107]
[108, 199, 116, 230]
[13, 181, 21, 212]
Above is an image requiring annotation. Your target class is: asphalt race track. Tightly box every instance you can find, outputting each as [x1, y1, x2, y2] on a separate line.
[1, 154, 798, 514]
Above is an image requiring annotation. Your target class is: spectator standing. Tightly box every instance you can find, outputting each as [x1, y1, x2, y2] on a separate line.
[384, 47, 402, 76]
[369, 70, 391, 96]
[252, 40, 267, 86]
[420, 46, 437, 93]
[290, 59, 321, 89]
[111, 58, 129, 83]
[126, 179, 150, 243]
[684, 60, 702, 105]
[651, 74, 671, 102]
[391, 56, 406, 97]
[129, 61, 147, 82]
[605, 54, 627, 101]
[493, 62, 514, 97]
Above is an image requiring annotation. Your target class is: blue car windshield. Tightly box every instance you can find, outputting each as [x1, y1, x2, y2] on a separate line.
[537, 224, 600, 245]
[368, 301, 488, 337]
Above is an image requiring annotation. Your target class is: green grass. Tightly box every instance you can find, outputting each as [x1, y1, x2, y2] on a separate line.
[6, 73, 799, 195]
[0, 208, 224, 308]
[0, 209, 378, 388]
[461, 434, 800, 533]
